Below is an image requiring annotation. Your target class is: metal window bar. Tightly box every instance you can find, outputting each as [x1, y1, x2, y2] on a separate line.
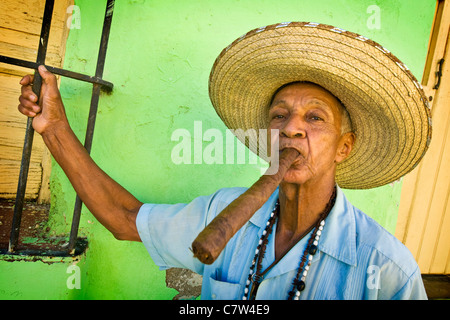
[0, 0, 115, 256]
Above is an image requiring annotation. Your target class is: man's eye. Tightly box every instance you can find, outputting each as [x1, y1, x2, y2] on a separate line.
[310, 115, 323, 121]
[273, 114, 285, 119]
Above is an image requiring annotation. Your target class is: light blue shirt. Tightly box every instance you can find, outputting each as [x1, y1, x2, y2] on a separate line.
[136, 186, 427, 300]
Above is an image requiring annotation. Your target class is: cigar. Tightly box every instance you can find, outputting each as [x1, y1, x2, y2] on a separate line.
[191, 148, 300, 264]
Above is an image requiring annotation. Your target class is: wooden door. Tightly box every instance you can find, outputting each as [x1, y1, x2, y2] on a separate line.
[396, 0, 450, 274]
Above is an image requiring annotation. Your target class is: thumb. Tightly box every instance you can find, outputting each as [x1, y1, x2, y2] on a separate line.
[38, 65, 56, 85]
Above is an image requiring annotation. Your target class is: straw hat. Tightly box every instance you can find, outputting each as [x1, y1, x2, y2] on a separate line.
[209, 22, 432, 189]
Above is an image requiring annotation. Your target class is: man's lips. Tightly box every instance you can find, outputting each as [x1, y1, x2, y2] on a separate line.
[279, 146, 305, 158]
[279, 146, 307, 169]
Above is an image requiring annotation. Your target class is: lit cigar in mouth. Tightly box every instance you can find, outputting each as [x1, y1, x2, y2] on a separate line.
[191, 148, 300, 264]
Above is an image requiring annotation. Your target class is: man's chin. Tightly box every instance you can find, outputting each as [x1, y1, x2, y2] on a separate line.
[281, 168, 311, 185]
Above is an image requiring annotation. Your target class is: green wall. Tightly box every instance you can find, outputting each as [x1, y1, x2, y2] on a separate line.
[0, 0, 435, 299]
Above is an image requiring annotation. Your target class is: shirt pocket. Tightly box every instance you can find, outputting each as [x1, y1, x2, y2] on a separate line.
[208, 275, 243, 300]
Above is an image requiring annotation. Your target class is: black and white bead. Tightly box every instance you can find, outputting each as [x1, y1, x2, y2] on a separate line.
[242, 203, 278, 300]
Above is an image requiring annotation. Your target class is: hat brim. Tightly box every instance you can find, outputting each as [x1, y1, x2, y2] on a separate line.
[208, 22, 432, 189]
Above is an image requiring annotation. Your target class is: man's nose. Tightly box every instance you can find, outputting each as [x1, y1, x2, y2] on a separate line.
[281, 115, 306, 138]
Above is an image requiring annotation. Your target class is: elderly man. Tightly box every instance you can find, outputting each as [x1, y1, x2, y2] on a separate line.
[18, 22, 430, 300]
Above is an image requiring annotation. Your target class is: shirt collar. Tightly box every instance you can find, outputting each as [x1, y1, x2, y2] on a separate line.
[249, 189, 279, 228]
[249, 185, 357, 267]
[319, 186, 357, 266]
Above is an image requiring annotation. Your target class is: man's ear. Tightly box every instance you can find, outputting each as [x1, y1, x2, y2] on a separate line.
[335, 132, 356, 164]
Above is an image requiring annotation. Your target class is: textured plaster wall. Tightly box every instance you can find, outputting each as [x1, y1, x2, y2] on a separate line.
[0, 0, 435, 299]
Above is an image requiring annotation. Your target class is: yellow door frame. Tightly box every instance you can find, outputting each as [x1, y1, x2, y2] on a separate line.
[396, 0, 450, 274]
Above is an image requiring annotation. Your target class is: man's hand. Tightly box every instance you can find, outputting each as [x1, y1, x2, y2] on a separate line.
[18, 65, 69, 135]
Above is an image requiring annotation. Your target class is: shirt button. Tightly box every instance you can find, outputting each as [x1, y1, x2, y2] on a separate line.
[212, 293, 216, 299]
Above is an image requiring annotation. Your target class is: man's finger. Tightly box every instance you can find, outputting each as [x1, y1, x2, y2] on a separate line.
[19, 74, 34, 86]
[18, 104, 37, 118]
[19, 95, 40, 113]
[21, 85, 38, 103]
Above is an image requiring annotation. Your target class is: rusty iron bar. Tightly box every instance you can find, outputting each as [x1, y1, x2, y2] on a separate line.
[1, 238, 88, 257]
[8, 0, 55, 253]
[67, 0, 115, 254]
[0, 55, 114, 93]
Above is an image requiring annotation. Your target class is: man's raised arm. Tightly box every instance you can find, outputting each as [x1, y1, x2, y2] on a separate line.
[18, 65, 143, 241]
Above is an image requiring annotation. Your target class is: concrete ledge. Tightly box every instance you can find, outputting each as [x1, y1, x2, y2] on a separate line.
[422, 275, 450, 300]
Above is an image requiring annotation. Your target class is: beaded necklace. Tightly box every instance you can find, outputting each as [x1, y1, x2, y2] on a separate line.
[242, 187, 336, 300]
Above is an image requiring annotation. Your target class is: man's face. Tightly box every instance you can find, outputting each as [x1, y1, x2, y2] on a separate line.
[268, 82, 353, 186]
